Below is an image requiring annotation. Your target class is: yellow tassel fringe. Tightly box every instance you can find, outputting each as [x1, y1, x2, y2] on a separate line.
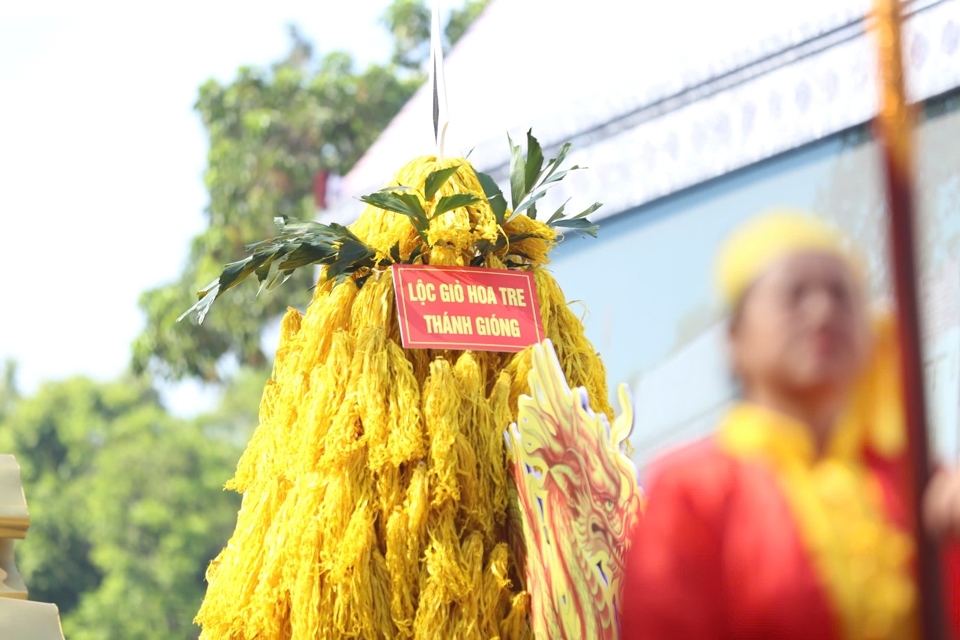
[195, 157, 611, 639]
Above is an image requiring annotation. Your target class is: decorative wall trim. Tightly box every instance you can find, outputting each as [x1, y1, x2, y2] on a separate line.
[517, 0, 960, 223]
[325, 0, 960, 226]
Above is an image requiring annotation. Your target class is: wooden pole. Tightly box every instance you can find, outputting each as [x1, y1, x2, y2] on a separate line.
[871, 1, 945, 637]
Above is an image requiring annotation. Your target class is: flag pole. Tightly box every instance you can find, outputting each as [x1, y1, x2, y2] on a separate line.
[871, 1, 945, 637]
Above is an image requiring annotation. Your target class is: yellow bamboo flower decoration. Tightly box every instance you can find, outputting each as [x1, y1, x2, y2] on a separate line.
[193, 147, 610, 639]
[508, 339, 643, 640]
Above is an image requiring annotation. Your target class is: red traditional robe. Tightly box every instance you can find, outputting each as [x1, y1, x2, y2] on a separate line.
[620, 435, 960, 639]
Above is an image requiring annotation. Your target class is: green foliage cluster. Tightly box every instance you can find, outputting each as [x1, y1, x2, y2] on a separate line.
[0, 371, 252, 640]
[132, 31, 416, 382]
[5, 2, 492, 638]
[182, 130, 602, 322]
[381, 0, 490, 71]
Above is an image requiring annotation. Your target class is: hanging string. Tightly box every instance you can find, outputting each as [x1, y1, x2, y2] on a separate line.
[429, 1, 449, 159]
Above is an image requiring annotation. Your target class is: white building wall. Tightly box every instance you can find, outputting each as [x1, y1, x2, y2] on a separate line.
[339, 0, 960, 470]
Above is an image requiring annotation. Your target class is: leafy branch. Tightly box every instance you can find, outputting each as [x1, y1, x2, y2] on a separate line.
[181, 163, 473, 323]
[475, 130, 602, 237]
[180, 218, 389, 324]
[181, 133, 601, 323]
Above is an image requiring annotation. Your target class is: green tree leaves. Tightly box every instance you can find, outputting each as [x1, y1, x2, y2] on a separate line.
[135, 44, 414, 377]
[381, 0, 491, 71]
[0, 375, 247, 640]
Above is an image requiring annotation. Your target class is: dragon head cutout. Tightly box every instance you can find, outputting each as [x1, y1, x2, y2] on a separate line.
[508, 339, 643, 640]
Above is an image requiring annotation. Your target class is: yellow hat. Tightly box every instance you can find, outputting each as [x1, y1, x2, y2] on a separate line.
[716, 210, 864, 308]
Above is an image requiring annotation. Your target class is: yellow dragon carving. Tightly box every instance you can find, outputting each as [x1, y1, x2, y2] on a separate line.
[508, 339, 643, 640]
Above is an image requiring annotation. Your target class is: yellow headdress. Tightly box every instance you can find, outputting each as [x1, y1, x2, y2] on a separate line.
[716, 210, 865, 309]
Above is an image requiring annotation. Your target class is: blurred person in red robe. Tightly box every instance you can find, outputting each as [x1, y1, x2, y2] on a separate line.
[620, 212, 960, 640]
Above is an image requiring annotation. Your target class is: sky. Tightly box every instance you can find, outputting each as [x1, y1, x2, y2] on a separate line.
[0, 0, 394, 414]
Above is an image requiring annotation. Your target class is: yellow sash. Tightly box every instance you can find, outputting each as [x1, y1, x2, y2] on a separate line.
[718, 315, 917, 639]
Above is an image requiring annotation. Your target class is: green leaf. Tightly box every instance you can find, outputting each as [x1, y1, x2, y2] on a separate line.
[476, 171, 508, 225]
[552, 218, 599, 237]
[360, 191, 428, 238]
[340, 239, 376, 265]
[423, 165, 461, 201]
[504, 233, 539, 246]
[433, 193, 480, 217]
[360, 191, 427, 223]
[256, 260, 285, 295]
[389, 243, 401, 263]
[540, 166, 581, 187]
[253, 248, 288, 285]
[218, 257, 257, 293]
[540, 143, 572, 185]
[508, 133, 526, 210]
[180, 215, 386, 323]
[327, 222, 364, 243]
[546, 198, 571, 225]
[274, 217, 327, 235]
[512, 190, 546, 218]
[394, 192, 428, 225]
[253, 250, 290, 285]
[327, 239, 375, 280]
[279, 242, 337, 270]
[524, 129, 544, 194]
[265, 269, 294, 293]
[177, 281, 219, 324]
[571, 202, 603, 219]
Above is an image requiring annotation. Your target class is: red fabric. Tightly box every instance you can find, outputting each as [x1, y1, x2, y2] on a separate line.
[868, 450, 960, 640]
[944, 542, 960, 640]
[620, 438, 838, 640]
[620, 437, 960, 639]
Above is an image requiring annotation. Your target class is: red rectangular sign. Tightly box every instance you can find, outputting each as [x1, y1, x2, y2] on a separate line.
[391, 264, 545, 352]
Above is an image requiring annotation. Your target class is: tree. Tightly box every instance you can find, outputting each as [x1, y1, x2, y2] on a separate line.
[0, 359, 17, 422]
[381, 0, 490, 71]
[0, 375, 244, 640]
[134, 1, 491, 383]
[132, 29, 417, 382]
